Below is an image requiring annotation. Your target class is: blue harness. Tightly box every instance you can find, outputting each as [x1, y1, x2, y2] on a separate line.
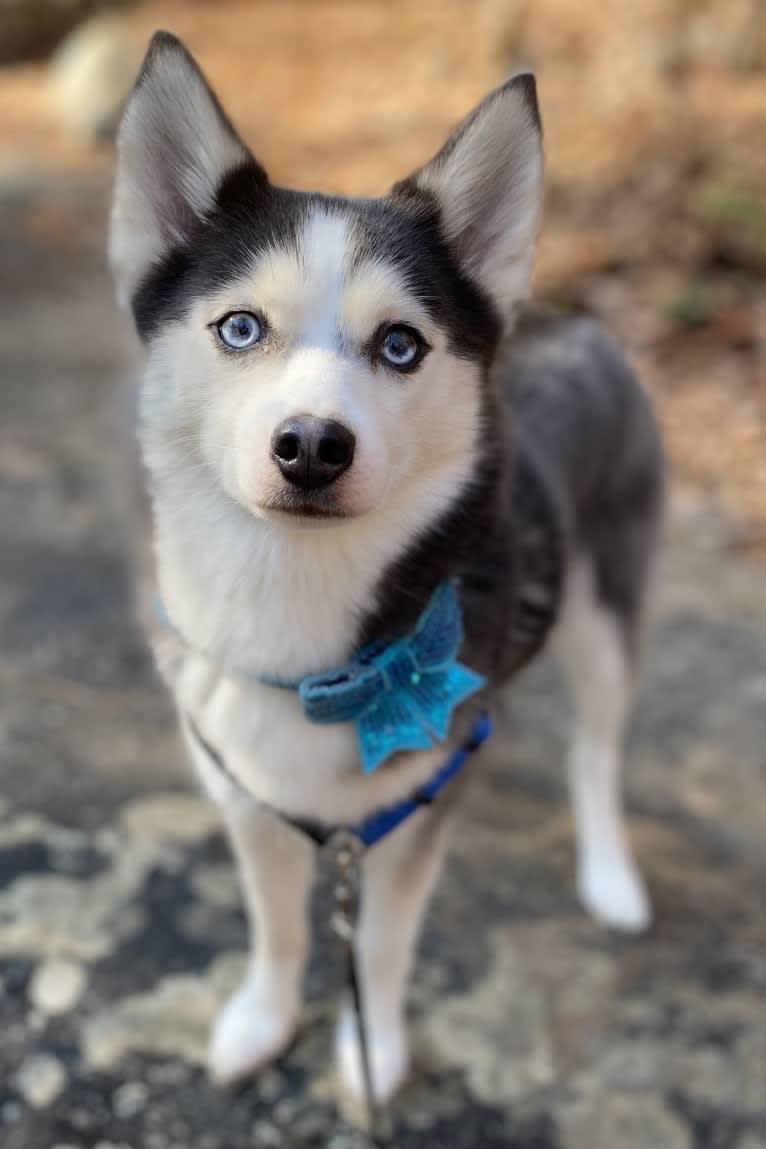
[188, 709, 492, 850]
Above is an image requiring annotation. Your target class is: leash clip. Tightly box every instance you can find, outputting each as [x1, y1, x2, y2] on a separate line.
[329, 829, 364, 942]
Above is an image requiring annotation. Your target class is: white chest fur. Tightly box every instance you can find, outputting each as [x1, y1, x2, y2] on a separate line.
[175, 650, 446, 823]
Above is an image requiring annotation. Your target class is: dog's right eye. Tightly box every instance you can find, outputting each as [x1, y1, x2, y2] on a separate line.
[216, 311, 263, 350]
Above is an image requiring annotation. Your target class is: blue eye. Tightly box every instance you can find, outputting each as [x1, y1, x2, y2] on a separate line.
[217, 311, 262, 349]
[379, 325, 424, 371]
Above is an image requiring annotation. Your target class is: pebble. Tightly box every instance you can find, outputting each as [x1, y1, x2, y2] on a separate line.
[257, 1068, 285, 1103]
[198, 1135, 222, 1149]
[146, 1062, 189, 1086]
[67, 1106, 95, 1130]
[407, 1106, 438, 1131]
[326, 1130, 372, 1149]
[290, 1109, 332, 1140]
[190, 863, 239, 909]
[112, 1081, 149, 1120]
[120, 793, 219, 844]
[251, 1121, 283, 1146]
[557, 1090, 691, 1149]
[29, 958, 87, 1016]
[273, 1097, 300, 1125]
[14, 1054, 67, 1109]
[1, 1100, 22, 1124]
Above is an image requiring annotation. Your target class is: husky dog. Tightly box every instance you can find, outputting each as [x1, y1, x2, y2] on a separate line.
[110, 33, 663, 1104]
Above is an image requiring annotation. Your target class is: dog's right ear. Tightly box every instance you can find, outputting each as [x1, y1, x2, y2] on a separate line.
[110, 32, 256, 307]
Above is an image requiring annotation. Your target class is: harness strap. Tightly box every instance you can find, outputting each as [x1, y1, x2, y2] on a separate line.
[185, 711, 493, 851]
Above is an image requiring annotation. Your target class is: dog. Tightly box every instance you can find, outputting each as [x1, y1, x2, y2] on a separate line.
[110, 32, 664, 1106]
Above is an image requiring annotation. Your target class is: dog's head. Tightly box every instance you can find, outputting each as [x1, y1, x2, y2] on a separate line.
[111, 33, 542, 528]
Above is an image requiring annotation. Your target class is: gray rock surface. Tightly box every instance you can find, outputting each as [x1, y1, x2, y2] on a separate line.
[1, 173, 765, 1148]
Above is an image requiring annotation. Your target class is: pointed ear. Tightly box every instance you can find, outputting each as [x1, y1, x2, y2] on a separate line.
[393, 74, 543, 317]
[110, 31, 255, 306]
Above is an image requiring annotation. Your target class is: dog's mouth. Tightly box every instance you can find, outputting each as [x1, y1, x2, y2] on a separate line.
[261, 489, 354, 523]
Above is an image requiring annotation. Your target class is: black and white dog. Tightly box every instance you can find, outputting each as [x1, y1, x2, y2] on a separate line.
[110, 33, 663, 1105]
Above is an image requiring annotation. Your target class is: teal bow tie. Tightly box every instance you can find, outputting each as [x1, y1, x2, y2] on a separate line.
[297, 579, 486, 773]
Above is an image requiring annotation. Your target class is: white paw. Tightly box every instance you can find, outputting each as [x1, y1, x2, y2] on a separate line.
[208, 980, 298, 1087]
[335, 1004, 409, 1105]
[578, 855, 652, 933]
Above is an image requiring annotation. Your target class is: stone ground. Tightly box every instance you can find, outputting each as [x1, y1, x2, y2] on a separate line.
[1, 173, 765, 1149]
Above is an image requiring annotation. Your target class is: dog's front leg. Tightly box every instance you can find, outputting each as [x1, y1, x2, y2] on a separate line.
[208, 802, 314, 1086]
[336, 801, 452, 1104]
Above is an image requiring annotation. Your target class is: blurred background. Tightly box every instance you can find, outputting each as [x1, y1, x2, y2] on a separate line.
[2, 0, 765, 542]
[0, 3, 765, 1149]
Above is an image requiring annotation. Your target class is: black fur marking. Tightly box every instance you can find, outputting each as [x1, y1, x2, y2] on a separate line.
[359, 434, 512, 673]
[359, 313, 663, 683]
[345, 193, 500, 365]
[499, 313, 664, 650]
[358, 431, 566, 685]
[132, 165, 500, 364]
[133, 163, 304, 340]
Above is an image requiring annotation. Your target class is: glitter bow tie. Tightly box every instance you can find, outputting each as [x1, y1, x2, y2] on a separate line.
[298, 579, 486, 774]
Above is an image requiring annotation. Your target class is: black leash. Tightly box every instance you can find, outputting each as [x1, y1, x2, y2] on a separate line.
[330, 831, 392, 1145]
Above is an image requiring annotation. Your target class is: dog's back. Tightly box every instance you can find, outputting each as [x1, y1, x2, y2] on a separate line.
[502, 311, 664, 647]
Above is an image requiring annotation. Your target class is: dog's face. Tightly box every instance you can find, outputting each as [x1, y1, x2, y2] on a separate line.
[111, 34, 542, 528]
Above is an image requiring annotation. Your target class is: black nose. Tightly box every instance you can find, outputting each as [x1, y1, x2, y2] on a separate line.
[271, 416, 356, 491]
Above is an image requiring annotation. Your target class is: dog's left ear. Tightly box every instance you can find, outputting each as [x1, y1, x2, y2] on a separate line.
[393, 74, 543, 317]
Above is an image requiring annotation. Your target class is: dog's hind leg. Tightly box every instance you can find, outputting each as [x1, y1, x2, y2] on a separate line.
[554, 555, 651, 932]
[208, 803, 314, 1085]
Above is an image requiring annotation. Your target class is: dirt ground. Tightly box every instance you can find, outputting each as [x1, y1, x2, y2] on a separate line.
[0, 4, 765, 1148]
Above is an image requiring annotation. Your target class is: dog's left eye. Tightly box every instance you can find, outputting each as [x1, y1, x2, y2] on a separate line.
[216, 311, 262, 350]
[379, 325, 425, 371]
